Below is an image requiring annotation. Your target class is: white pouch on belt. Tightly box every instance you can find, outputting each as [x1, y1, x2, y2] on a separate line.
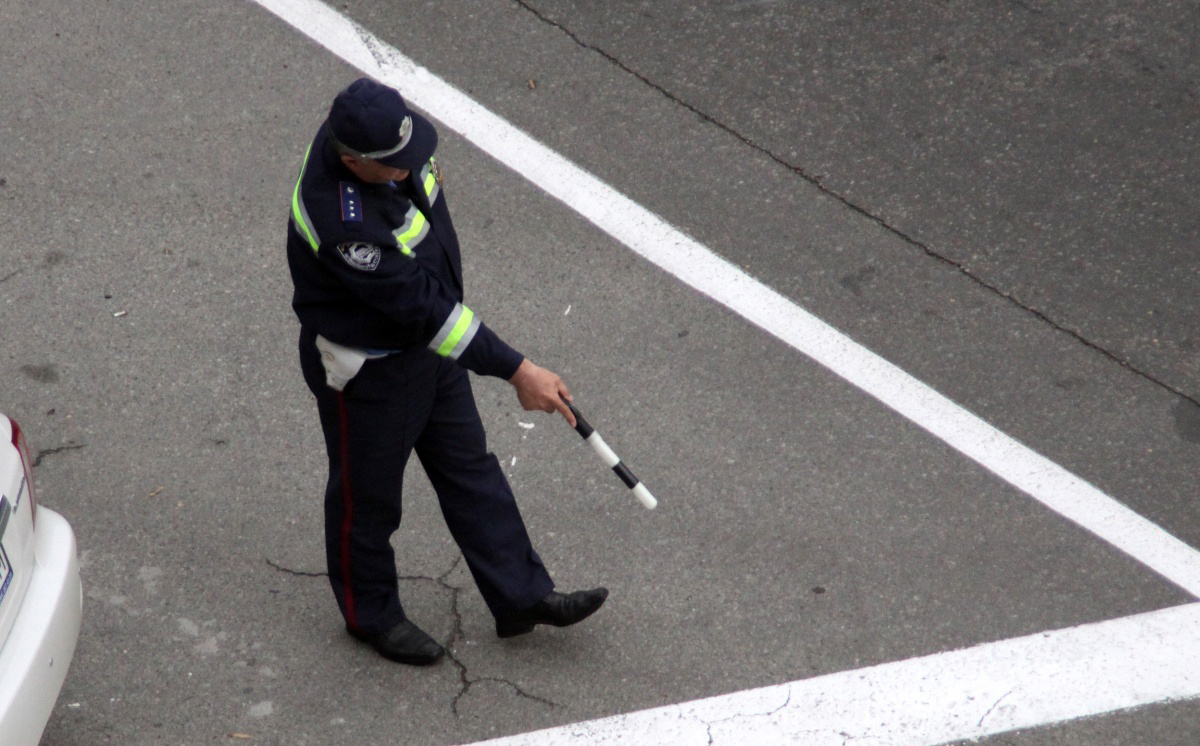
[315, 335, 387, 392]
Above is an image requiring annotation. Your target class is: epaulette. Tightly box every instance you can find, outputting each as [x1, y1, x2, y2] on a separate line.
[339, 181, 363, 223]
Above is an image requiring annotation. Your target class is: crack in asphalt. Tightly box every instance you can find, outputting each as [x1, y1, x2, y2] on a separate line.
[265, 555, 558, 716]
[264, 558, 327, 577]
[32, 443, 84, 467]
[0, 268, 22, 285]
[1008, 0, 1045, 14]
[425, 557, 559, 716]
[513, 1, 1200, 409]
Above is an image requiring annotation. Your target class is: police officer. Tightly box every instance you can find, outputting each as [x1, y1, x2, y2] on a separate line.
[286, 78, 608, 666]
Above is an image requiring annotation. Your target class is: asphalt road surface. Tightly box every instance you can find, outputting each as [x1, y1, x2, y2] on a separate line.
[2, 1, 1197, 744]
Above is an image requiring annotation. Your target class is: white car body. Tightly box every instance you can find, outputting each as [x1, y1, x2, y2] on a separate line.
[0, 414, 82, 746]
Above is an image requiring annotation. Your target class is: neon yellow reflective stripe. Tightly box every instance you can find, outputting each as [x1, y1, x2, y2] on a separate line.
[432, 305, 480, 359]
[291, 143, 320, 253]
[421, 158, 441, 204]
[430, 304, 466, 352]
[395, 209, 425, 247]
[393, 206, 428, 256]
[436, 306, 474, 356]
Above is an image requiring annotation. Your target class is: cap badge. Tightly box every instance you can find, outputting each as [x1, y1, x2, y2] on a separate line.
[396, 115, 413, 150]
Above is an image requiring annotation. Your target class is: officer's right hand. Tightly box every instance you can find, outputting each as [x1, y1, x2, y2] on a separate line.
[509, 359, 576, 427]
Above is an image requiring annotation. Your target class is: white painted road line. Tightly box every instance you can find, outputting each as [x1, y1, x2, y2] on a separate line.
[461, 602, 1200, 746]
[252, 0, 1200, 598]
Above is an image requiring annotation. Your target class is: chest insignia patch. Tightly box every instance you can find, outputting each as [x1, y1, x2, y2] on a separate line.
[337, 242, 382, 271]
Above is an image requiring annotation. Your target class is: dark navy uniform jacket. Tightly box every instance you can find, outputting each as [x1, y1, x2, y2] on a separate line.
[286, 122, 523, 380]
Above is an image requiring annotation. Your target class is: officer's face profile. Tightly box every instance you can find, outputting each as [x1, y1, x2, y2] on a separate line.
[340, 154, 410, 184]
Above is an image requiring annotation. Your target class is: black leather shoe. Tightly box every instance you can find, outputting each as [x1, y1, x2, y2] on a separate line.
[495, 588, 609, 638]
[349, 620, 445, 665]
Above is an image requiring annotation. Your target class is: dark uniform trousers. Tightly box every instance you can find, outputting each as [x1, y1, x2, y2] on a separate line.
[299, 327, 555, 636]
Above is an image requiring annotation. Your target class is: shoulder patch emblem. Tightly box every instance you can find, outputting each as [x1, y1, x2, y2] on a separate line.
[337, 242, 382, 271]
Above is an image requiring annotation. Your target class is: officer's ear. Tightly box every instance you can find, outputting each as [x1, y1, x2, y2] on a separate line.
[340, 154, 364, 175]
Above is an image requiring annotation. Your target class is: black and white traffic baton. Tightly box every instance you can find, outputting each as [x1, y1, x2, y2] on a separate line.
[562, 398, 657, 510]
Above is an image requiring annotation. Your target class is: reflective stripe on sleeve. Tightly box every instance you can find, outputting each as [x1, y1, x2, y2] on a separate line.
[420, 158, 441, 204]
[429, 303, 480, 359]
[291, 143, 321, 253]
[391, 203, 429, 257]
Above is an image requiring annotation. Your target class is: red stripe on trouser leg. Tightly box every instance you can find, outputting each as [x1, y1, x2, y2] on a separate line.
[336, 392, 358, 630]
